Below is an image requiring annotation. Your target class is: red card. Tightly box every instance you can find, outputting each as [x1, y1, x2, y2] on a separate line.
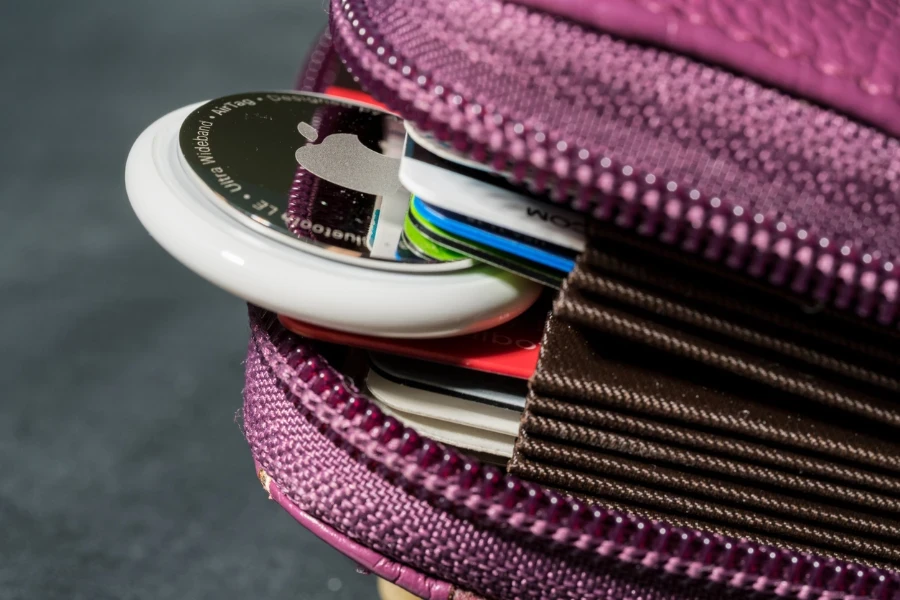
[279, 300, 548, 380]
[324, 86, 388, 110]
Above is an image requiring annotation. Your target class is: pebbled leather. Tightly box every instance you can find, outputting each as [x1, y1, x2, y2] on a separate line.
[514, 0, 900, 137]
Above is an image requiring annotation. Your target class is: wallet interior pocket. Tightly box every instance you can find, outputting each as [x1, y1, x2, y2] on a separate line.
[510, 224, 900, 567]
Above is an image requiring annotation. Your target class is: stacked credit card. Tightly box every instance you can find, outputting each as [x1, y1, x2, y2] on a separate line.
[397, 125, 586, 288]
[280, 86, 586, 457]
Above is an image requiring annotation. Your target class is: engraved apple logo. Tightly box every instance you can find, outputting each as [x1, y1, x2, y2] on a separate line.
[294, 121, 402, 196]
[294, 120, 409, 260]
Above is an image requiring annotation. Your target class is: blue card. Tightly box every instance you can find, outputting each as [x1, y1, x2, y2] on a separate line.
[411, 197, 576, 273]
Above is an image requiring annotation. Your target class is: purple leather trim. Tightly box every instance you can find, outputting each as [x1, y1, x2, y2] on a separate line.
[253, 459, 466, 600]
[512, 0, 900, 137]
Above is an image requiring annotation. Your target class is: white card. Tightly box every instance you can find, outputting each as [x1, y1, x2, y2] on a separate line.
[399, 133, 586, 253]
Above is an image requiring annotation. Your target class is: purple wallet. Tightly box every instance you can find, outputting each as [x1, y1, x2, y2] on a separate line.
[244, 1, 900, 598]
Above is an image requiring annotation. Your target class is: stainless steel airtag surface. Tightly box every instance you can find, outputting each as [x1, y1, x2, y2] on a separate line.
[178, 91, 472, 272]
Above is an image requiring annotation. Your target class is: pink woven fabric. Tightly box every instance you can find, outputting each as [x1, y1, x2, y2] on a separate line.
[332, 0, 900, 325]
[240, 8, 900, 596]
[512, 0, 900, 138]
[243, 307, 783, 600]
[255, 459, 462, 600]
[244, 293, 900, 597]
[338, 0, 900, 260]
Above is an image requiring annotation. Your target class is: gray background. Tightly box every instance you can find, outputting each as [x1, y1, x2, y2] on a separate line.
[0, 2, 374, 598]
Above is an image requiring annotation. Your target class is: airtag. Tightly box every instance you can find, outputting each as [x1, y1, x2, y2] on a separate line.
[126, 93, 541, 337]
[178, 92, 472, 273]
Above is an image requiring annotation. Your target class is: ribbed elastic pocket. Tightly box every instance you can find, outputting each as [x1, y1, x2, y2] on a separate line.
[510, 226, 900, 568]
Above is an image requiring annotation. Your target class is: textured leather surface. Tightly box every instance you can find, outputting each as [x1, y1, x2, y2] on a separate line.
[515, 0, 900, 137]
[256, 461, 462, 600]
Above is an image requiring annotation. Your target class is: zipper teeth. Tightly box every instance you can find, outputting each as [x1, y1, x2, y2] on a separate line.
[331, 0, 899, 330]
[319, 1, 900, 595]
[261, 314, 900, 600]
[296, 29, 339, 93]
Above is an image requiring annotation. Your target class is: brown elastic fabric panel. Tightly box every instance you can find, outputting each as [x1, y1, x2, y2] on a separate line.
[510, 225, 900, 568]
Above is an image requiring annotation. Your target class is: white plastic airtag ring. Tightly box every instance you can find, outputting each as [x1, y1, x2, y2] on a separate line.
[125, 97, 541, 338]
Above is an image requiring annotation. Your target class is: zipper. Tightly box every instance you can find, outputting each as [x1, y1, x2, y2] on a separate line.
[281, 16, 900, 600]
[257, 309, 900, 600]
[296, 29, 341, 93]
[329, 0, 899, 330]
